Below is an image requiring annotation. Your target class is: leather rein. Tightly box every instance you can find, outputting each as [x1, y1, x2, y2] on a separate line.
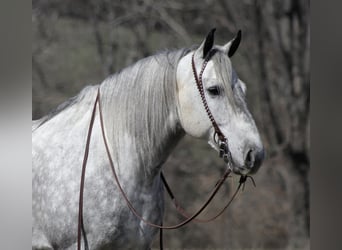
[77, 52, 251, 250]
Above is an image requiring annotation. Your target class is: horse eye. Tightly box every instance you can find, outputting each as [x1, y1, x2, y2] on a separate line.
[207, 86, 221, 96]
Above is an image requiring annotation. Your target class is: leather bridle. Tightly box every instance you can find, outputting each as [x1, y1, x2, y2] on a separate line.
[191, 52, 232, 164]
[77, 51, 251, 250]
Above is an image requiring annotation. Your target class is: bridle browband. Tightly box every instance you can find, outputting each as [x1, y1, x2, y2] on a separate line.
[76, 51, 252, 250]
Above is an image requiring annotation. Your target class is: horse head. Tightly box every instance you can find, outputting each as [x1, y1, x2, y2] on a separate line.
[176, 29, 265, 175]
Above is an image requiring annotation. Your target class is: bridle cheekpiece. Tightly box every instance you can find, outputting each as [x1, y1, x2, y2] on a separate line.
[191, 52, 233, 167]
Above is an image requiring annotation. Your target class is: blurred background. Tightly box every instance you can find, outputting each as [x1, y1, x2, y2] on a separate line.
[32, 0, 309, 249]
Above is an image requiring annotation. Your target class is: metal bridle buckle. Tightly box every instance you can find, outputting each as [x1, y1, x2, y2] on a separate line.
[218, 139, 230, 164]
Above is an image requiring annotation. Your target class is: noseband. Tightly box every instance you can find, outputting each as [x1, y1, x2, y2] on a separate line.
[77, 51, 252, 250]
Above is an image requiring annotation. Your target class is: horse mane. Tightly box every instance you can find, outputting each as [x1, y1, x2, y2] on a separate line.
[210, 50, 236, 110]
[99, 49, 191, 169]
[32, 48, 191, 133]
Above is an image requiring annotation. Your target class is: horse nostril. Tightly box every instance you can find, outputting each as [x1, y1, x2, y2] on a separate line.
[245, 148, 265, 171]
[245, 149, 255, 169]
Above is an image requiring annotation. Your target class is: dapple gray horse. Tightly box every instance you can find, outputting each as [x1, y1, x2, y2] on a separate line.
[32, 30, 264, 249]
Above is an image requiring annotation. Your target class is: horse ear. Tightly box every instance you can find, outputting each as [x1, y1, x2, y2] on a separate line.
[223, 30, 242, 57]
[196, 28, 216, 59]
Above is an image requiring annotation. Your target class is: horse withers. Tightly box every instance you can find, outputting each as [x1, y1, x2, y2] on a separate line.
[32, 29, 264, 249]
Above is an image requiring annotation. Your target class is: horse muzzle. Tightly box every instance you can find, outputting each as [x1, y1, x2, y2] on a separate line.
[232, 147, 265, 175]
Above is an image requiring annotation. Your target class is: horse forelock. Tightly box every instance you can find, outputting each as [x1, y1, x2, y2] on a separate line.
[211, 51, 237, 110]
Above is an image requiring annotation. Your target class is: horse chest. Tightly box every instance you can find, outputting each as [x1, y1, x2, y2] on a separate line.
[82, 169, 165, 249]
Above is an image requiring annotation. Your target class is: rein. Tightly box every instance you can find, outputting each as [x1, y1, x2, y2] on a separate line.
[77, 51, 252, 250]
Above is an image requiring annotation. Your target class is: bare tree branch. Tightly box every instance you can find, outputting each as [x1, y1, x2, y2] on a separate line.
[152, 4, 192, 44]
